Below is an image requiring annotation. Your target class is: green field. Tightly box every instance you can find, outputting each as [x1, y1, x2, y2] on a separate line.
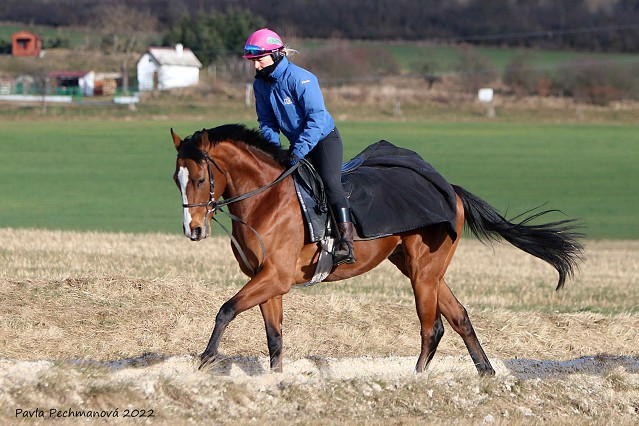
[0, 119, 637, 238]
[300, 39, 639, 74]
[0, 23, 161, 50]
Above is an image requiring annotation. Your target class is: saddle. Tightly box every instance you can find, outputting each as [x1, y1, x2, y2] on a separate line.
[293, 140, 458, 285]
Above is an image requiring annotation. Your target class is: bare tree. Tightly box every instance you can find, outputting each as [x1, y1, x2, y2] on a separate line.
[7, 56, 52, 112]
[91, 4, 158, 93]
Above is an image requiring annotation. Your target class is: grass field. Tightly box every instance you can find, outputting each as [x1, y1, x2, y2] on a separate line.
[0, 117, 637, 238]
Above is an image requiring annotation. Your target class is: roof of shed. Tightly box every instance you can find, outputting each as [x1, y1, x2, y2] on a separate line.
[12, 30, 42, 40]
[146, 47, 202, 68]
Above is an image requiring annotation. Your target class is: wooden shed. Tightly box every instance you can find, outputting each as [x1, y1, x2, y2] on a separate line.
[12, 31, 42, 57]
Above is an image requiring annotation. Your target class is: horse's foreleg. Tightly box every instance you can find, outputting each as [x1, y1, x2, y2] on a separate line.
[199, 268, 292, 370]
[259, 295, 283, 372]
[439, 279, 495, 376]
[199, 298, 235, 370]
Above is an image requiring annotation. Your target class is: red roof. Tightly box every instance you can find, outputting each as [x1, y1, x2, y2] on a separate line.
[13, 30, 42, 40]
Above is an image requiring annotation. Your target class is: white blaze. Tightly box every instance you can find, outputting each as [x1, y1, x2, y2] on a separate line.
[177, 166, 192, 238]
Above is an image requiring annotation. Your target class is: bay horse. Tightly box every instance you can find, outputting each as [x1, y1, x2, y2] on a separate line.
[171, 124, 583, 375]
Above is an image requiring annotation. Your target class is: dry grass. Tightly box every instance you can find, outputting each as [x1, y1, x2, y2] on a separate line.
[1, 228, 638, 424]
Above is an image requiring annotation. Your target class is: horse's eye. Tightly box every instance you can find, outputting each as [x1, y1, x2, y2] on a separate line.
[197, 178, 206, 187]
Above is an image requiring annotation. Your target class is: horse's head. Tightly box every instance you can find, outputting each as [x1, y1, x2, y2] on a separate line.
[171, 128, 227, 241]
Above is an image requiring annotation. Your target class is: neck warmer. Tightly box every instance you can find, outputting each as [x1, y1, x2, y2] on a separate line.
[255, 55, 283, 81]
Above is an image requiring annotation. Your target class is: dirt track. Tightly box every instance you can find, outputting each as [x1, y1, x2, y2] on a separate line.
[2, 353, 639, 424]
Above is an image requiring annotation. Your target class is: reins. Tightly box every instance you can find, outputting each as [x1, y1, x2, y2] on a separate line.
[182, 151, 302, 276]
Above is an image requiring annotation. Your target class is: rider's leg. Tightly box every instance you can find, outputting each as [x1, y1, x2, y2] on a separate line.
[307, 127, 356, 265]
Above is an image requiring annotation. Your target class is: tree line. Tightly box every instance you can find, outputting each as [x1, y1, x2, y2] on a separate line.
[2, 0, 638, 53]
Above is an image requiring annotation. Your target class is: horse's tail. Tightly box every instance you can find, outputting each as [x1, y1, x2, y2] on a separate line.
[452, 185, 584, 290]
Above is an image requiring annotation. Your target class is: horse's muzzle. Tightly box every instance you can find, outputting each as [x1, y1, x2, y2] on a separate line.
[188, 225, 209, 241]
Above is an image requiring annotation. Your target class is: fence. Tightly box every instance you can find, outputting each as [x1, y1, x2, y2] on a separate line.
[0, 81, 139, 101]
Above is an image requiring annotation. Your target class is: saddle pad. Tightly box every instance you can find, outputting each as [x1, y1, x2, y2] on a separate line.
[293, 163, 329, 242]
[342, 140, 458, 239]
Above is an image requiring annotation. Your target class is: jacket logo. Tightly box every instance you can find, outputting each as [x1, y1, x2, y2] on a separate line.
[301, 80, 310, 84]
[283, 97, 293, 105]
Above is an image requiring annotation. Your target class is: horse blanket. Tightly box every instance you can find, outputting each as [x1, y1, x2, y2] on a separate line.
[294, 140, 457, 242]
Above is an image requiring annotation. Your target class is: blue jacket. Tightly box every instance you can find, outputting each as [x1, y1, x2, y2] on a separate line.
[253, 57, 335, 163]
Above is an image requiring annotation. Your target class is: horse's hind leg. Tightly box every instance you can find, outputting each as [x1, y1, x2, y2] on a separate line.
[388, 197, 494, 375]
[259, 295, 283, 372]
[400, 229, 448, 373]
[390, 247, 494, 375]
[438, 279, 495, 376]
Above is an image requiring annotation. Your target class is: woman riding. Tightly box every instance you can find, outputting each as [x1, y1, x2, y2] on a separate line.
[243, 28, 355, 266]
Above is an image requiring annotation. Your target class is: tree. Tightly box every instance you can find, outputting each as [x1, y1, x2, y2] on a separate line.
[7, 56, 52, 112]
[92, 4, 159, 93]
[164, 9, 265, 66]
[415, 59, 442, 89]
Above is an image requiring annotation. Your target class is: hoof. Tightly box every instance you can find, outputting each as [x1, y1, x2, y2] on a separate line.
[478, 366, 496, 377]
[198, 353, 217, 370]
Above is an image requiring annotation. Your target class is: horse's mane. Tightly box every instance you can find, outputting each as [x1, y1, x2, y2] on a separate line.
[178, 124, 287, 167]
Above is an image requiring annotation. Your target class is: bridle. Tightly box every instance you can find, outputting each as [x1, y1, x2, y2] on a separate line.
[181, 152, 223, 214]
[182, 151, 301, 215]
[180, 150, 301, 275]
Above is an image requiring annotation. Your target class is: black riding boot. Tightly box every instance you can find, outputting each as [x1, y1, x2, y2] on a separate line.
[333, 207, 356, 265]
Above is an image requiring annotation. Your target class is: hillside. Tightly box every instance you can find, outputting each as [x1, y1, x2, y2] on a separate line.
[1, 0, 637, 52]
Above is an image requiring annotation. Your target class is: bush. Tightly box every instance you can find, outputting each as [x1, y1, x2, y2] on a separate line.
[0, 39, 11, 54]
[414, 59, 442, 89]
[553, 58, 639, 105]
[503, 53, 549, 97]
[454, 47, 497, 94]
[295, 44, 399, 84]
[43, 37, 70, 49]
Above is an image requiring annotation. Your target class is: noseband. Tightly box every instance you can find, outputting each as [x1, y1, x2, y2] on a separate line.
[180, 150, 301, 275]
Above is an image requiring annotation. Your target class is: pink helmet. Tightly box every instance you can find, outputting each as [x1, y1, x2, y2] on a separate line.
[243, 28, 284, 59]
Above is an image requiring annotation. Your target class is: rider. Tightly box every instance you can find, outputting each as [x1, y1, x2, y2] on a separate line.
[243, 28, 355, 266]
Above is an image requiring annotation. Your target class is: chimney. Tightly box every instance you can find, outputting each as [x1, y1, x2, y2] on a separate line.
[176, 43, 184, 57]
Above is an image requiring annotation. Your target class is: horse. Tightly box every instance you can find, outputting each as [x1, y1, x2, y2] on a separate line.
[170, 124, 583, 375]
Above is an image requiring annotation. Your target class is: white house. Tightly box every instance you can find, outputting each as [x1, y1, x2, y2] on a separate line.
[137, 44, 202, 91]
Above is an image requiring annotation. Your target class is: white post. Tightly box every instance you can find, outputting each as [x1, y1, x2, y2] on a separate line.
[245, 83, 253, 108]
[394, 98, 401, 117]
[478, 88, 495, 118]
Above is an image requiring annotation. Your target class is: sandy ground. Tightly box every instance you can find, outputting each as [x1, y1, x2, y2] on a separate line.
[2, 352, 639, 424]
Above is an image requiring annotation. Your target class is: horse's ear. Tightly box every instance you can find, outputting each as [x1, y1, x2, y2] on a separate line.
[171, 128, 182, 151]
[200, 129, 210, 147]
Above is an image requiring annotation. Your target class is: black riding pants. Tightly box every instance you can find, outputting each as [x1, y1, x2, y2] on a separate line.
[307, 127, 351, 214]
